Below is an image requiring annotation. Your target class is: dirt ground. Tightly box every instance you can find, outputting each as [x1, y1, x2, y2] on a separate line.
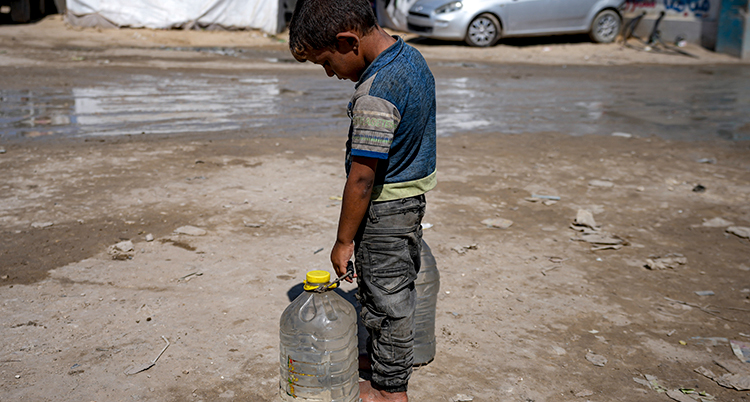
[1, 16, 750, 402]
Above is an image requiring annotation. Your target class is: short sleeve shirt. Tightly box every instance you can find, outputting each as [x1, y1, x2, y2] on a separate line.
[346, 37, 437, 202]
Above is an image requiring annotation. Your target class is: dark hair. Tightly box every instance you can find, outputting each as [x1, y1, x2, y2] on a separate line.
[289, 0, 377, 61]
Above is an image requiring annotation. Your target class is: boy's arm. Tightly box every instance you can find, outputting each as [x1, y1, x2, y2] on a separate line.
[331, 156, 378, 282]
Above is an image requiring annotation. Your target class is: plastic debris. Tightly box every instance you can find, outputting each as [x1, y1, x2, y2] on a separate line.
[645, 254, 687, 270]
[145, 234, 154, 242]
[481, 218, 513, 229]
[696, 158, 716, 164]
[731, 340, 750, 363]
[695, 290, 715, 296]
[174, 225, 207, 236]
[612, 132, 632, 138]
[588, 179, 614, 188]
[727, 226, 750, 239]
[421, 222, 433, 229]
[585, 351, 607, 367]
[450, 395, 474, 402]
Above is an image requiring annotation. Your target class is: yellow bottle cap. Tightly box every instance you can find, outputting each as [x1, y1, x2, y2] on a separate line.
[304, 270, 336, 291]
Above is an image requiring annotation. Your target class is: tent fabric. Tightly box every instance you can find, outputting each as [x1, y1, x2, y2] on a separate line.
[375, 0, 419, 32]
[66, 0, 280, 33]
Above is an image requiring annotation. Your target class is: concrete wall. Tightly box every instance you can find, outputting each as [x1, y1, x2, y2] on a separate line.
[623, 0, 722, 49]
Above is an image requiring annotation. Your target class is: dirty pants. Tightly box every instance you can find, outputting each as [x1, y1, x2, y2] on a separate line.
[354, 194, 425, 393]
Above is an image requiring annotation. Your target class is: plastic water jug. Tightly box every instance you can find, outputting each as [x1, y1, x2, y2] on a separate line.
[413, 239, 440, 366]
[279, 270, 359, 402]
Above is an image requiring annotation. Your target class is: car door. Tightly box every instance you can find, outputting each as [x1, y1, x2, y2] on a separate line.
[503, 0, 594, 34]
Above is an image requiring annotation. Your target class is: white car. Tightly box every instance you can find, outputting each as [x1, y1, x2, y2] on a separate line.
[407, 0, 625, 47]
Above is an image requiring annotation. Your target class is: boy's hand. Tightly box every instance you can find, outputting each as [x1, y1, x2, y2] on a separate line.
[331, 239, 355, 282]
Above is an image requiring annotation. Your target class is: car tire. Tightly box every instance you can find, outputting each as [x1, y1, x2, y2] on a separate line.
[465, 13, 501, 47]
[589, 9, 621, 43]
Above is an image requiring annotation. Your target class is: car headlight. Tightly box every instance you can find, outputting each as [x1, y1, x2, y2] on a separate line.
[435, 1, 462, 14]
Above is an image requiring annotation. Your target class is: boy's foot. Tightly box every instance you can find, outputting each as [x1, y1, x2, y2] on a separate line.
[359, 380, 408, 402]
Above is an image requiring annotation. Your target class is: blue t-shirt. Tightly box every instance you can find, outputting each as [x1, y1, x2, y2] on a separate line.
[346, 37, 437, 202]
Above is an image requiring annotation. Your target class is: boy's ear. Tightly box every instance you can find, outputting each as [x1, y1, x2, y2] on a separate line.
[335, 31, 360, 53]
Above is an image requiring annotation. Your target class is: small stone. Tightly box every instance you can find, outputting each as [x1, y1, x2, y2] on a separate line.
[481, 218, 513, 229]
[574, 209, 598, 229]
[575, 389, 594, 397]
[702, 217, 733, 227]
[585, 351, 607, 367]
[31, 222, 54, 229]
[0, 147, 6, 154]
[174, 225, 207, 236]
[113, 240, 134, 252]
[727, 226, 750, 239]
[15, 375, 20, 379]
[636, 186, 645, 192]
[145, 234, 154, 242]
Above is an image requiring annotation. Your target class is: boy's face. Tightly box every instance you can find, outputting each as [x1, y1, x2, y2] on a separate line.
[304, 34, 366, 82]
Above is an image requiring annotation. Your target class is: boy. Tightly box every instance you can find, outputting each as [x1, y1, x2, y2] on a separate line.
[288, 1, 436, 401]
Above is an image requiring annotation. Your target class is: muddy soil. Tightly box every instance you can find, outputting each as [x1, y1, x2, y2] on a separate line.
[2, 15, 750, 402]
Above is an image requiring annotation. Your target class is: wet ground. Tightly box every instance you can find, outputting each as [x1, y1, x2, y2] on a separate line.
[2, 19, 750, 402]
[2, 50, 750, 142]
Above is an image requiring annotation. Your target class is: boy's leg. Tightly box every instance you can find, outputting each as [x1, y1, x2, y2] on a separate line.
[355, 195, 425, 394]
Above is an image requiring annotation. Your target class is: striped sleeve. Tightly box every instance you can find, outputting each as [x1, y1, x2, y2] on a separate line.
[350, 95, 401, 160]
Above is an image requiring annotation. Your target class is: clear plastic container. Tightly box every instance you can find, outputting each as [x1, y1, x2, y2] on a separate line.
[414, 239, 440, 366]
[279, 270, 359, 402]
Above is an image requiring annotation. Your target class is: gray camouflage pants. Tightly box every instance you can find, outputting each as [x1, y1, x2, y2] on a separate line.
[354, 194, 425, 393]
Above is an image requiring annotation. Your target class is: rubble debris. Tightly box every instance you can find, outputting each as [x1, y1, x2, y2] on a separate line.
[108, 240, 134, 260]
[633, 374, 667, 392]
[31, 221, 53, 229]
[701, 217, 734, 227]
[572, 209, 599, 231]
[645, 254, 687, 270]
[452, 244, 478, 255]
[174, 225, 207, 236]
[585, 351, 607, 367]
[727, 226, 750, 239]
[695, 363, 750, 391]
[481, 218, 513, 229]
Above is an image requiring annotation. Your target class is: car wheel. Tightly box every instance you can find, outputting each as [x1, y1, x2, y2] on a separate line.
[465, 13, 501, 47]
[589, 9, 621, 43]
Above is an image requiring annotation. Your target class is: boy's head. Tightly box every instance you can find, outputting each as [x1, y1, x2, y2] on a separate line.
[288, 0, 377, 72]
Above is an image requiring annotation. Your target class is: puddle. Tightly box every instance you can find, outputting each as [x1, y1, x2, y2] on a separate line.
[1, 65, 748, 141]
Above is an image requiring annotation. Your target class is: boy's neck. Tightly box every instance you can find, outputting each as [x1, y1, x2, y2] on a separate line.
[361, 26, 398, 67]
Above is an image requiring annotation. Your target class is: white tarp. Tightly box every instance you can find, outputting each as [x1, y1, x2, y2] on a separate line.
[375, 0, 419, 32]
[66, 0, 279, 33]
